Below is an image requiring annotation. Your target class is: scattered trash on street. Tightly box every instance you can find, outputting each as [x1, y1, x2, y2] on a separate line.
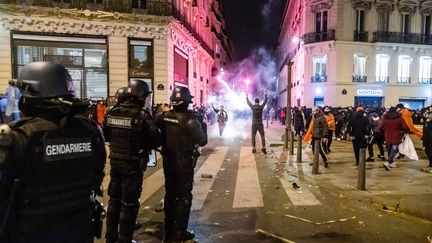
[201, 174, 213, 178]
[256, 228, 296, 243]
[292, 182, 301, 190]
[284, 214, 356, 225]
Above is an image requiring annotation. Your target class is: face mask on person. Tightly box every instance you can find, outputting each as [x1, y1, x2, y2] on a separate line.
[324, 111, 329, 115]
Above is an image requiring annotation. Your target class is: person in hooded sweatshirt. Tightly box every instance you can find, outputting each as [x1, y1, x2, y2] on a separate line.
[347, 106, 370, 166]
[366, 112, 386, 161]
[381, 107, 408, 170]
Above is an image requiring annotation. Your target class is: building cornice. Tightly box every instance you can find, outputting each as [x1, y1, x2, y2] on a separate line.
[0, 3, 170, 25]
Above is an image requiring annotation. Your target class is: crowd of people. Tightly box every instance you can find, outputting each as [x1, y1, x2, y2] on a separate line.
[271, 104, 432, 173]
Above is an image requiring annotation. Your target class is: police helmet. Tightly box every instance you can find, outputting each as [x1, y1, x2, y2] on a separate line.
[115, 87, 127, 103]
[170, 86, 193, 106]
[17, 62, 75, 99]
[127, 80, 152, 100]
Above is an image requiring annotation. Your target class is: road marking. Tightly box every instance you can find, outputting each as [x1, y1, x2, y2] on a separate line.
[140, 168, 165, 203]
[233, 147, 264, 208]
[279, 178, 320, 205]
[192, 146, 229, 211]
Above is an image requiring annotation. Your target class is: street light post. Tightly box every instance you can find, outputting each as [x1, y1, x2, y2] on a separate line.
[284, 61, 293, 150]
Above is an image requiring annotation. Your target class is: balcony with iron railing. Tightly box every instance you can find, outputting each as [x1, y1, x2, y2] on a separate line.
[373, 31, 420, 44]
[303, 29, 335, 44]
[352, 75, 367, 83]
[419, 78, 432, 84]
[172, 6, 215, 57]
[353, 31, 368, 42]
[311, 74, 327, 83]
[397, 77, 411, 84]
[375, 76, 389, 83]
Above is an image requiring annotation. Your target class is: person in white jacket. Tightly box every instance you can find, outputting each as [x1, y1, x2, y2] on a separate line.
[5, 80, 21, 121]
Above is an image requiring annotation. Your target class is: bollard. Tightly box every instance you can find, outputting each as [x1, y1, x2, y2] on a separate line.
[312, 139, 320, 174]
[289, 131, 295, 155]
[357, 148, 366, 191]
[296, 135, 302, 163]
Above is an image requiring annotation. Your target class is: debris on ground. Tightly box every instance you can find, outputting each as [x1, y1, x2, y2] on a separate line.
[144, 227, 157, 235]
[284, 214, 356, 225]
[427, 236, 431, 242]
[275, 186, 280, 189]
[292, 182, 300, 190]
[201, 174, 213, 179]
[256, 229, 296, 243]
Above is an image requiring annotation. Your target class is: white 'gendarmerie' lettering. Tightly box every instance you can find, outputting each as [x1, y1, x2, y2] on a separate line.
[107, 116, 132, 128]
[46, 142, 92, 156]
[163, 118, 179, 124]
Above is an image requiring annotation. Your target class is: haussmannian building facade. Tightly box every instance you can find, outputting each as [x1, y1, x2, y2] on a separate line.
[0, 0, 232, 105]
[276, 0, 432, 109]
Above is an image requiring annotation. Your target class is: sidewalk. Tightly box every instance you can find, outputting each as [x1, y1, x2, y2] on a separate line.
[264, 123, 432, 222]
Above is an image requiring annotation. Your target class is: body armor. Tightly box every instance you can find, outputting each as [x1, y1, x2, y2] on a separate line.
[158, 110, 207, 241]
[0, 115, 106, 242]
[104, 100, 160, 243]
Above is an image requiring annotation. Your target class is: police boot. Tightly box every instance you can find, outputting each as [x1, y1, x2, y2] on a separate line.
[118, 203, 139, 243]
[171, 229, 195, 242]
[106, 198, 121, 243]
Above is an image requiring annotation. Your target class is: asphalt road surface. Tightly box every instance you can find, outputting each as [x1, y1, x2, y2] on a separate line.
[96, 119, 432, 243]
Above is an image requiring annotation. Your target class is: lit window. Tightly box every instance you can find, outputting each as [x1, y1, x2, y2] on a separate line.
[419, 56, 432, 83]
[354, 54, 366, 76]
[375, 54, 389, 83]
[313, 56, 327, 75]
[398, 55, 412, 83]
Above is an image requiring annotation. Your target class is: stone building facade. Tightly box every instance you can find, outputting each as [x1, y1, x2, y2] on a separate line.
[0, 0, 231, 105]
[276, 0, 432, 109]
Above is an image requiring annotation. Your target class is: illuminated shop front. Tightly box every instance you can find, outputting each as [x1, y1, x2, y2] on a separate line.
[11, 32, 108, 99]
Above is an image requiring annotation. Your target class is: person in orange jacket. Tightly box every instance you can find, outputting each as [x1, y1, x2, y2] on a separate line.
[322, 106, 335, 153]
[396, 103, 423, 139]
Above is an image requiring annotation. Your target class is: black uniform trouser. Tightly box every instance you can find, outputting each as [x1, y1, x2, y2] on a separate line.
[352, 138, 367, 165]
[335, 122, 343, 138]
[106, 159, 143, 243]
[311, 137, 327, 162]
[251, 122, 266, 149]
[322, 130, 334, 151]
[10, 218, 93, 243]
[367, 133, 385, 158]
[425, 144, 432, 167]
[163, 154, 194, 240]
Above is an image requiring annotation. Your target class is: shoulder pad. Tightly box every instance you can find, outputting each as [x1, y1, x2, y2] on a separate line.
[0, 124, 13, 147]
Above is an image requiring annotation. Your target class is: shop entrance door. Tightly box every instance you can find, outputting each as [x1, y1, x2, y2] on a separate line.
[354, 96, 383, 108]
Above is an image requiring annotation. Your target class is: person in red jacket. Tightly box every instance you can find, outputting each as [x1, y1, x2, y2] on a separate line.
[381, 107, 408, 170]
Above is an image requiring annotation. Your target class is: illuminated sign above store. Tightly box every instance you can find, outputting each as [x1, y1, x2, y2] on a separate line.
[357, 89, 384, 96]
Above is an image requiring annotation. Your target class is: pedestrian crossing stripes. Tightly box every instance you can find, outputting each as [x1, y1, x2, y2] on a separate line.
[233, 147, 264, 208]
[102, 146, 321, 210]
[279, 177, 321, 205]
[192, 146, 229, 211]
[140, 169, 165, 203]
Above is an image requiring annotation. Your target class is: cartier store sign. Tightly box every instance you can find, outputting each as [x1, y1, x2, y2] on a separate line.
[129, 69, 153, 78]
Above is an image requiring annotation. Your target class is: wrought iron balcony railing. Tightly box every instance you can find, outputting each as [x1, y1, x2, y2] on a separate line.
[373, 31, 425, 45]
[172, 6, 215, 57]
[353, 31, 368, 42]
[352, 75, 367, 83]
[303, 29, 336, 44]
[311, 74, 327, 83]
[419, 78, 432, 84]
[397, 77, 411, 84]
[375, 76, 389, 83]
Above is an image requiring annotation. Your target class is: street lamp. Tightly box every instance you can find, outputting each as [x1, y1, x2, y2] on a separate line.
[284, 61, 293, 154]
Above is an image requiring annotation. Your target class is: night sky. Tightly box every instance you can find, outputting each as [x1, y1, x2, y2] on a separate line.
[220, 0, 287, 61]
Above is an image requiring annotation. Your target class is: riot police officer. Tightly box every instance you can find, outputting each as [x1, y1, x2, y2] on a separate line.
[0, 61, 106, 242]
[104, 80, 160, 243]
[158, 86, 207, 242]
